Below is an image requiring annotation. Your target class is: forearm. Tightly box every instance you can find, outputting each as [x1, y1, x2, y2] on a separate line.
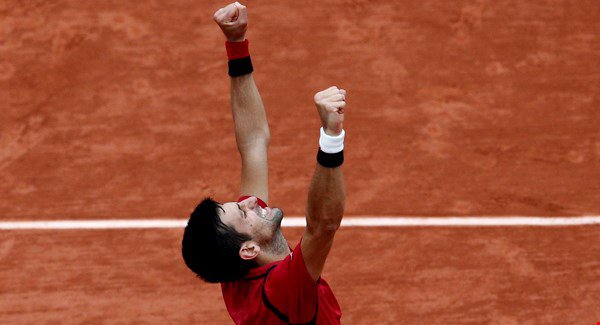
[299, 86, 347, 280]
[230, 73, 270, 151]
[306, 164, 345, 232]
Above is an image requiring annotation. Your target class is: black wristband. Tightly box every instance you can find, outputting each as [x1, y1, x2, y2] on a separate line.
[317, 148, 344, 168]
[228, 56, 253, 77]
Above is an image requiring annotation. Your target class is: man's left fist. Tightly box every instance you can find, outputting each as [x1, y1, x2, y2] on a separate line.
[314, 86, 347, 136]
[213, 2, 248, 42]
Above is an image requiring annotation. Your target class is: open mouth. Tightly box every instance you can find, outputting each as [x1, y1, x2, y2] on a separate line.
[258, 207, 273, 221]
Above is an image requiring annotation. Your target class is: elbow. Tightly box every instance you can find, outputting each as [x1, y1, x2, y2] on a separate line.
[237, 133, 270, 152]
[252, 130, 270, 145]
[307, 218, 342, 235]
[322, 221, 341, 233]
[262, 131, 271, 145]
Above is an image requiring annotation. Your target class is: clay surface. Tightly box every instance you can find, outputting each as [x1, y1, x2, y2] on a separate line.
[1, 0, 598, 323]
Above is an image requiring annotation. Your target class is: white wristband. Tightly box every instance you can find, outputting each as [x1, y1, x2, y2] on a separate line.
[319, 127, 345, 153]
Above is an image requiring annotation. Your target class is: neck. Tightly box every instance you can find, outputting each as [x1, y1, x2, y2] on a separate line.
[255, 248, 291, 266]
[255, 230, 291, 266]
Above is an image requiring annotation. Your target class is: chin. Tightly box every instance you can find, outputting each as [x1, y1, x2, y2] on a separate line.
[272, 208, 284, 225]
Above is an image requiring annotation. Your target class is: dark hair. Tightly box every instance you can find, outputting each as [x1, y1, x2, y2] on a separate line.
[181, 197, 258, 283]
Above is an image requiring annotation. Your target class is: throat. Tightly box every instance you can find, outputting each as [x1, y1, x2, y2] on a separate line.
[256, 231, 290, 265]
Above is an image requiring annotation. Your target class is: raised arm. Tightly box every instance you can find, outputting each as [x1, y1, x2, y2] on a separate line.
[301, 86, 347, 281]
[214, 2, 270, 202]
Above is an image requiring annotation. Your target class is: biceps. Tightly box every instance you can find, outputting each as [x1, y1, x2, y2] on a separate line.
[300, 227, 337, 282]
[239, 145, 269, 203]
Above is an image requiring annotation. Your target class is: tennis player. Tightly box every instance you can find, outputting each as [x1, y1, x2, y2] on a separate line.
[182, 2, 346, 324]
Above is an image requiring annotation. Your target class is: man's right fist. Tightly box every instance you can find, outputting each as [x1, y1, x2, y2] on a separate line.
[213, 2, 248, 42]
[314, 86, 347, 136]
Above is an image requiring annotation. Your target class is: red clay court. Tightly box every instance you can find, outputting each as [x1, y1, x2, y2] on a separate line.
[1, 0, 599, 324]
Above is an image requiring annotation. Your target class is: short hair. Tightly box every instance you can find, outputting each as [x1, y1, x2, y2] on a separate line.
[181, 197, 258, 283]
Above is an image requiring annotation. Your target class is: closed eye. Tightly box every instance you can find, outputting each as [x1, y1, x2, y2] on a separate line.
[237, 203, 246, 218]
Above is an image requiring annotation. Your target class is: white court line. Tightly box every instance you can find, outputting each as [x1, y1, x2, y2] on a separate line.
[0, 216, 599, 229]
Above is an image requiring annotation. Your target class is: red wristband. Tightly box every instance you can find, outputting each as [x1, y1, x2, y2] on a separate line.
[226, 39, 250, 60]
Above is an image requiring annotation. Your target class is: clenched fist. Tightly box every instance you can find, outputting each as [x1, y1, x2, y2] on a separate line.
[213, 2, 248, 42]
[314, 86, 347, 136]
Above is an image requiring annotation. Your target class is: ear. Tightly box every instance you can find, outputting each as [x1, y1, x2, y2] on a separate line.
[239, 241, 260, 260]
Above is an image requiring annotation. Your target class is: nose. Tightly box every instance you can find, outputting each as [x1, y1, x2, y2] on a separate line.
[243, 196, 257, 209]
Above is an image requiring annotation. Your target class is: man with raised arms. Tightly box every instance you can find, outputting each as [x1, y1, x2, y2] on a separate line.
[182, 2, 347, 324]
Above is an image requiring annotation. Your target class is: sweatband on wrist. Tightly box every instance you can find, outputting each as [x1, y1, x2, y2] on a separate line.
[317, 127, 345, 168]
[317, 149, 344, 168]
[226, 40, 253, 77]
[319, 127, 345, 153]
[226, 40, 250, 59]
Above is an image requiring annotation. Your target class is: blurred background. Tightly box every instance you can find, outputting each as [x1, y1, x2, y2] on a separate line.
[1, 0, 599, 323]
[1, 0, 598, 219]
